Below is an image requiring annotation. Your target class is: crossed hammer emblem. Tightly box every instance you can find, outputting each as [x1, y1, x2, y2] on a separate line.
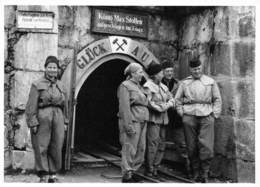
[113, 38, 128, 51]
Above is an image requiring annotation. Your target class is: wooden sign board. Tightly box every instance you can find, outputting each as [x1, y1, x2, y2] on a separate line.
[91, 8, 148, 38]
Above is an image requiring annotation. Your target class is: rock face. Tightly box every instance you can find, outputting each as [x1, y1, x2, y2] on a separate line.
[4, 6, 255, 182]
[178, 6, 255, 182]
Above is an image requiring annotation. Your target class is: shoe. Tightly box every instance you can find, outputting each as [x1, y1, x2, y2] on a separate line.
[122, 177, 135, 183]
[201, 172, 209, 183]
[132, 174, 143, 182]
[192, 171, 201, 182]
[145, 171, 153, 177]
[39, 175, 48, 183]
[48, 175, 59, 183]
[153, 169, 158, 177]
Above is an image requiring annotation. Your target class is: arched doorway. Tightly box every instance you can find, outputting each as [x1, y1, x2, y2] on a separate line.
[62, 36, 160, 169]
[74, 58, 129, 153]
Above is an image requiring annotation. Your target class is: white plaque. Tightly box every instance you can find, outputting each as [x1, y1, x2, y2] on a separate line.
[17, 11, 54, 30]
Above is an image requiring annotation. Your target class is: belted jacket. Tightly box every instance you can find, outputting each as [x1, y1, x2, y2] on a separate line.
[26, 76, 69, 128]
[175, 75, 222, 118]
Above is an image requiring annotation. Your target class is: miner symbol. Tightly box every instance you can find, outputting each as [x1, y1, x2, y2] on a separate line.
[113, 38, 128, 51]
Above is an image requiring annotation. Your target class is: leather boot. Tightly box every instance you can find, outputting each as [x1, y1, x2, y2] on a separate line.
[122, 171, 134, 183]
[201, 171, 209, 183]
[192, 170, 200, 182]
[39, 175, 48, 183]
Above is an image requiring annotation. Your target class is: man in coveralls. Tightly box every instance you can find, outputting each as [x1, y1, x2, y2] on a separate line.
[161, 60, 191, 178]
[175, 59, 222, 182]
[117, 63, 149, 182]
[26, 56, 68, 182]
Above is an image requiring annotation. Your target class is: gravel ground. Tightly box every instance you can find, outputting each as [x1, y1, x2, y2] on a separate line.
[4, 164, 122, 183]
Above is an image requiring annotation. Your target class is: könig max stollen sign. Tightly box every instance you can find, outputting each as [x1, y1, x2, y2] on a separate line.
[91, 8, 148, 39]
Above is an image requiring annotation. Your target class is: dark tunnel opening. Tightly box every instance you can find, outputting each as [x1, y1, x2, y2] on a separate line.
[74, 59, 129, 153]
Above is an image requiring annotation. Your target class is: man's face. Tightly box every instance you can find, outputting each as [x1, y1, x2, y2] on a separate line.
[163, 67, 174, 80]
[190, 65, 202, 79]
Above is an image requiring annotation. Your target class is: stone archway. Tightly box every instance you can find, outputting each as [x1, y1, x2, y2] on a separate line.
[61, 36, 160, 169]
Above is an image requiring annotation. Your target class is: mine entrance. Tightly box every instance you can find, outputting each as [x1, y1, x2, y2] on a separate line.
[73, 59, 129, 164]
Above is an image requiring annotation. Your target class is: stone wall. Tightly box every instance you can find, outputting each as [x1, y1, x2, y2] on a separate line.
[4, 5, 59, 170]
[4, 6, 255, 183]
[58, 6, 179, 75]
[177, 6, 255, 182]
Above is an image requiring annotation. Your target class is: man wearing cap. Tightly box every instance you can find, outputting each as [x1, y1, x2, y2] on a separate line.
[117, 63, 149, 182]
[161, 60, 191, 178]
[143, 62, 175, 178]
[175, 59, 222, 182]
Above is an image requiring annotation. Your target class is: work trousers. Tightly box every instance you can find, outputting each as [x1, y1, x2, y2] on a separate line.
[182, 114, 214, 173]
[146, 122, 166, 173]
[119, 120, 147, 176]
[31, 107, 65, 177]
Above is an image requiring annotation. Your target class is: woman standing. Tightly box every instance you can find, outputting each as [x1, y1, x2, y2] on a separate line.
[143, 62, 175, 178]
[26, 56, 68, 183]
[117, 63, 149, 183]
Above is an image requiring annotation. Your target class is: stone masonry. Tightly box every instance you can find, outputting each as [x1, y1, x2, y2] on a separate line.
[4, 6, 255, 182]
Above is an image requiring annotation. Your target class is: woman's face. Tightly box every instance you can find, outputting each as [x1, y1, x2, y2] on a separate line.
[45, 62, 58, 78]
[132, 68, 144, 83]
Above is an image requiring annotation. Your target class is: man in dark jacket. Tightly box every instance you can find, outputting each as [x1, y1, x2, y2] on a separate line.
[161, 60, 191, 178]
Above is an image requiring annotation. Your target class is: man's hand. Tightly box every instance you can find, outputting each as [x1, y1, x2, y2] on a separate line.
[31, 126, 38, 134]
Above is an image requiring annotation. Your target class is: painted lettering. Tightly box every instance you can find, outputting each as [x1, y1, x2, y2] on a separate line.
[141, 52, 149, 62]
[93, 46, 100, 56]
[131, 46, 139, 57]
[77, 58, 87, 69]
[98, 43, 108, 54]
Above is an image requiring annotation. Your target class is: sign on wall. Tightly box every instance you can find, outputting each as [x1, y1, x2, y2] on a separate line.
[91, 8, 148, 38]
[17, 10, 54, 30]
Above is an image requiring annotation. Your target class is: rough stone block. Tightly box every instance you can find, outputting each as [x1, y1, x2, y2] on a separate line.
[214, 115, 236, 157]
[232, 42, 255, 77]
[210, 43, 231, 76]
[14, 33, 58, 71]
[4, 5, 16, 28]
[58, 25, 74, 47]
[178, 50, 191, 79]
[4, 150, 12, 169]
[180, 14, 198, 47]
[5, 31, 8, 62]
[211, 155, 237, 181]
[58, 6, 74, 27]
[239, 16, 255, 38]
[234, 80, 255, 119]
[13, 114, 31, 149]
[228, 6, 255, 39]
[236, 159, 255, 183]
[235, 119, 254, 161]
[74, 6, 91, 34]
[10, 71, 43, 109]
[158, 19, 178, 42]
[217, 80, 235, 116]
[148, 15, 162, 41]
[196, 10, 214, 43]
[214, 7, 229, 41]
[12, 150, 35, 170]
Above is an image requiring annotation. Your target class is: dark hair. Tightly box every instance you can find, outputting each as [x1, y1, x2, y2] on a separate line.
[189, 59, 201, 68]
[44, 56, 59, 68]
[146, 62, 162, 76]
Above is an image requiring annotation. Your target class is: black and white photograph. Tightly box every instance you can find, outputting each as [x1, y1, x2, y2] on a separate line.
[2, 0, 257, 183]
